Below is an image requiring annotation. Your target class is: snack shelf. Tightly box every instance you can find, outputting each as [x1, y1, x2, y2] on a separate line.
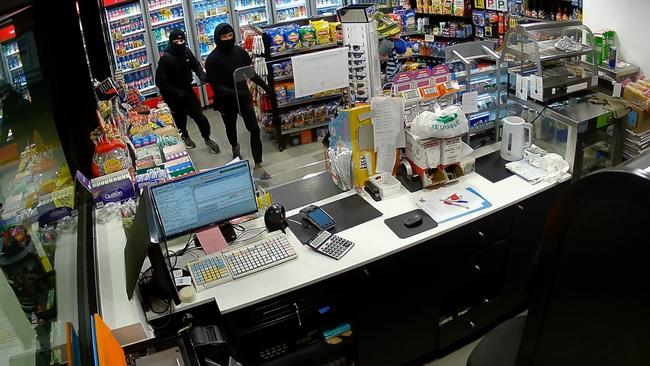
[281, 120, 330, 135]
[270, 42, 339, 59]
[274, 74, 293, 81]
[277, 93, 342, 109]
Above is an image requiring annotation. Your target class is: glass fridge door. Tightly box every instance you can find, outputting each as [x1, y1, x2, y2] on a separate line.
[314, 0, 341, 16]
[234, 0, 271, 33]
[145, 0, 190, 60]
[274, 0, 308, 22]
[1, 41, 29, 101]
[105, 0, 157, 95]
[191, 0, 230, 64]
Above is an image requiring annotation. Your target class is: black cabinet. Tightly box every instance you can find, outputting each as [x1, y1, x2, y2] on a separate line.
[221, 183, 568, 366]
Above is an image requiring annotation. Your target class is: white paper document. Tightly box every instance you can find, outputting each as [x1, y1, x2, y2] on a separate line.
[461, 91, 479, 113]
[371, 97, 405, 173]
[416, 186, 491, 223]
[516, 74, 529, 100]
[292, 47, 349, 98]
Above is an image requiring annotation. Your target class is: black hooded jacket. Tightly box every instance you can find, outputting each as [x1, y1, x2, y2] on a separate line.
[155, 29, 205, 103]
[205, 23, 271, 112]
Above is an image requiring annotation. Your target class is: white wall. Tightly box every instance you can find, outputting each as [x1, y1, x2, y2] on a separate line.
[583, 0, 649, 75]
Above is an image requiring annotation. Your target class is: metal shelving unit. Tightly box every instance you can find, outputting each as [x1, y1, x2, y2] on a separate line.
[446, 40, 506, 147]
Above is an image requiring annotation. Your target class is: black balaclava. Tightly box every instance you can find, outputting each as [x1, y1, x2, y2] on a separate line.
[214, 23, 235, 52]
[168, 29, 187, 55]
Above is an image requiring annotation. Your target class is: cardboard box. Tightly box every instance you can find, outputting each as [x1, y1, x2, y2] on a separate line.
[626, 104, 650, 134]
[300, 130, 313, 145]
[441, 137, 463, 165]
[405, 131, 441, 169]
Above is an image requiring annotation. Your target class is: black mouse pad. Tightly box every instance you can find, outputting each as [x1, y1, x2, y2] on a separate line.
[287, 194, 383, 244]
[384, 209, 438, 239]
[269, 172, 343, 212]
[475, 151, 514, 183]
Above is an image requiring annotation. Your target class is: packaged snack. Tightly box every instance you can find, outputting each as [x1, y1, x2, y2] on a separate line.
[441, 0, 452, 15]
[403, 10, 416, 31]
[454, 0, 465, 16]
[473, 10, 486, 26]
[274, 83, 287, 102]
[285, 82, 295, 100]
[272, 63, 284, 77]
[283, 60, 293, 75]
[283, 24, 301, 49]
[431, 0, 443, 14]
[267, 27, 286, 54]
[299, 25, 317, 48]
[328, 22, 340, 43]
[310, 20, 331, 45]
[303, 108, 315, 125]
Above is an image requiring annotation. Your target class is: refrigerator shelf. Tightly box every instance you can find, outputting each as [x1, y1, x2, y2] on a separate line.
[117, 29, 146, 39]
[122, 63, 151, 74]
[199, 11, 229, 19]
[276, 1, 306, 10]
[277, 15, 307, 22]
[108, 12, 143, 23]
[149, 1, 183, 12]
[151, 16, 185, 28]
[139, 85, 157, 94]
[6, 50, 19, 57]
[9, 65, 23, 72]
[317, 3, 339, 9]
[242, 19, 269, 26]
[235, 3, 266, 12]
[116, 45, 147, 55]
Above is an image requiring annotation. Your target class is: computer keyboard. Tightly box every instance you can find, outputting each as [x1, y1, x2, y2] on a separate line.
[187, 232, 298, 292]
[187, 252, 233, 292]
[222, 232, 297, 278]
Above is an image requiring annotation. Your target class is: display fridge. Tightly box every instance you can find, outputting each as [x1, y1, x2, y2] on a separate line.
[187, 0, 232, 65]
[0, 28, 29, 100]
[311, 0, 342, 16]
[143, 0, 193, 61]
[272, 0, 310, 23]
[232, 0, 272, 39]
[104, 0, 157, 96]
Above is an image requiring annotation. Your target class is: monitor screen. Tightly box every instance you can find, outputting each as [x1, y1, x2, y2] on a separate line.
[150, 160, 258, 238]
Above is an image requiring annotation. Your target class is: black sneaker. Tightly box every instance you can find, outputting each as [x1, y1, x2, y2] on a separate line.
[205, 139, 220, 153]
[182, 135, 196, 149]
[232, 144, 242, 159]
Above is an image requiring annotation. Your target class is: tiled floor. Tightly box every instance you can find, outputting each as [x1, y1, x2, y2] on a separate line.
[184, 108, 326, 188]
[422, 339, 480, 366]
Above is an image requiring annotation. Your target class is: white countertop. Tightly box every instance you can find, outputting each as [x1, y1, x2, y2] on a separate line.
[95, 148, 565, 344]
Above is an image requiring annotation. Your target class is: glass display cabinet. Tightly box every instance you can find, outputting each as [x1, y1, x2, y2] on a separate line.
[502, 20, 598, 103]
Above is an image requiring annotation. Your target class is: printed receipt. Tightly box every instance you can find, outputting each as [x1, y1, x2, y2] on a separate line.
[371, 97, 405, 173]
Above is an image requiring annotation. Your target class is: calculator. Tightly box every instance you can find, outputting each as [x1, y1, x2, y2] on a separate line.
[307, 231, 354, 260]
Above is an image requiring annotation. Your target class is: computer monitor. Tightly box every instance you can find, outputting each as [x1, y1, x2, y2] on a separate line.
[150, 160, 258, 239]
[124, 188, 180, 305]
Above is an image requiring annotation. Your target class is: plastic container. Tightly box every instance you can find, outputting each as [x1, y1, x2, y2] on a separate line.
[369, 172, 402, 198]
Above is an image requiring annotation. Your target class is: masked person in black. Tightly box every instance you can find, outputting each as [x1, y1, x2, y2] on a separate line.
[205, 23, 273, 180]
[155, 29, 220, 153]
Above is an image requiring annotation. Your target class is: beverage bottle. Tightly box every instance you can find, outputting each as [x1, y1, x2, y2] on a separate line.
[562, 8, 569, 21]
[556, 7, 562, 21]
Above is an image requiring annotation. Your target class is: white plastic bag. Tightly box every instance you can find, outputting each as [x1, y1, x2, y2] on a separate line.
[410, 105, 469, 139]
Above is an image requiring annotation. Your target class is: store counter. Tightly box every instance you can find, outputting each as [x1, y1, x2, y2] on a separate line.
[95, 145, 569, 361]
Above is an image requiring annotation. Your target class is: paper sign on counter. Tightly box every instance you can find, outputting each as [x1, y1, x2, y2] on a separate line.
[371, 97, 405, 173]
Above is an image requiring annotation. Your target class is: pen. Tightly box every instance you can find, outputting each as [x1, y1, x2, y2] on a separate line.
[439, 199, 470, 209]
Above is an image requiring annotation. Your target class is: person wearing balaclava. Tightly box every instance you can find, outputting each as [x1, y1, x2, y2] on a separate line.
[155, 29, 220, 153]
[205, 23, 274, 180]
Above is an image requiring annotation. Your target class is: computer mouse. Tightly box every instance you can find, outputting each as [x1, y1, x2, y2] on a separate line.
[403, 214, 423, 228]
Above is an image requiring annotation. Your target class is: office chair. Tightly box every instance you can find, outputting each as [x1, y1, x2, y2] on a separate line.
[467, 154, 650, 366]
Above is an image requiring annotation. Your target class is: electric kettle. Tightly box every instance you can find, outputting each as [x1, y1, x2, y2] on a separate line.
[500, 116, 532, 161]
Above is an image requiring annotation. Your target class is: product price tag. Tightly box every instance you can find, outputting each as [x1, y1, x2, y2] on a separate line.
[516, 74, 529, 100]
[613, 82, 622, 98]
[425, 34, 435, 42]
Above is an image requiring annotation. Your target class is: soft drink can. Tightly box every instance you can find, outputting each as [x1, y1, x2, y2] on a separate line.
[608, 46, 617, 70]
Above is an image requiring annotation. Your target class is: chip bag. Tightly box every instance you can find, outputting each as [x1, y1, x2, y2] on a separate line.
[283, 24, 301, 49]
[329, 21, 342, 43]
[267, 27, 285, 53]
[310, 20, 331, 45]
[299, 25, 317, 48]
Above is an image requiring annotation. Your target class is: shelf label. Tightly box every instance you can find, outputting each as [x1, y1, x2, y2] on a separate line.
[425, 34, 435, 42]
[462, 91, 479, 113]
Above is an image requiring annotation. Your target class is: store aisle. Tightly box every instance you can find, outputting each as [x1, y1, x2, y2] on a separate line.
[184, 109, 328, 187]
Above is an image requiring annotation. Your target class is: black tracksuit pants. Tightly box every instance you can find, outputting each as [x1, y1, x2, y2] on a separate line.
[167, 90, 211, 140]
[220, 101, 263, 164]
